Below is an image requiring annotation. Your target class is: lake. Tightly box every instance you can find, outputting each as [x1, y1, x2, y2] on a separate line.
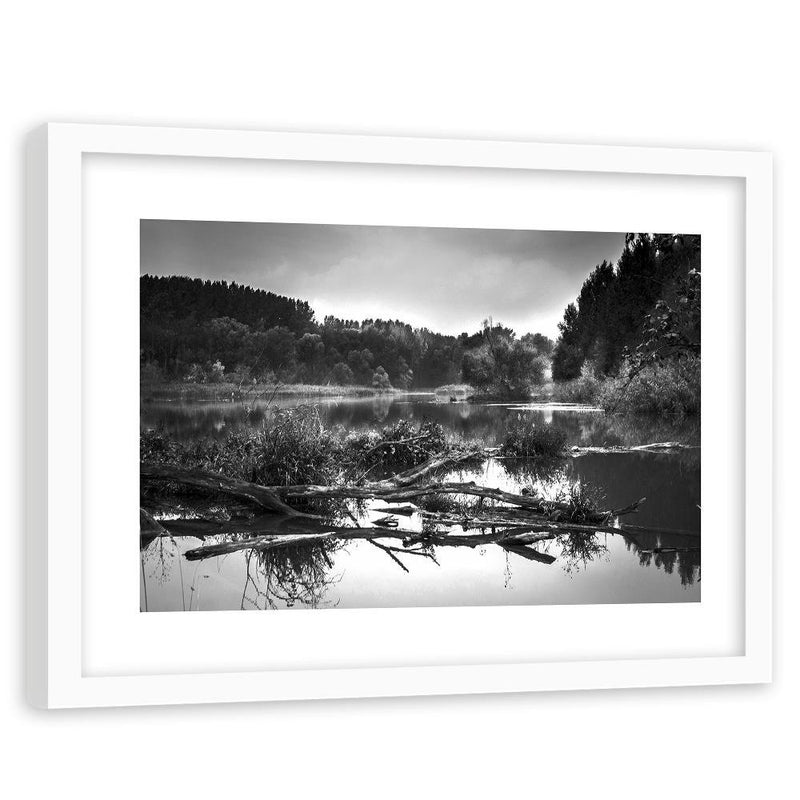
[140, 392, 700, 611]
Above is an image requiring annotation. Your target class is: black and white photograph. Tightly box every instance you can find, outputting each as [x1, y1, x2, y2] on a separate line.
[7, 0, 796, 793]
[139, 222, 701, 612]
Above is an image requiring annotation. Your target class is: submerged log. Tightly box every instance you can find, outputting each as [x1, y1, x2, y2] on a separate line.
[149, 508, 646, 544]
[180, 527, 564, 562]
[500, 544, 557, 564]
[372, 504, 418, 516]
[140, 507, 170, 536]
[140, 464, 309, 517]
[382, 448, 482, 486]
[179, 514, 569, 561]
[275, 481, 644, 524]
[179, 502, 662, 562]
[186, 530, 346, 560]
[142, 446, 654, 569]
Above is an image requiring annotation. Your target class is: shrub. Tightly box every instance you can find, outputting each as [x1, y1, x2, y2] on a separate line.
[551, 366, 601, 404]
[548, 479, 604, 523]
[462, 336, 545, 399]
[184, 363, 205, 382]
[500, 415, 567, 457]
[207, 360, 226, 383]
[372, 366, 392, 391]
[141, 406, 344, 489]
[599, 356, 700, 416]
[342, 418, 447, 472]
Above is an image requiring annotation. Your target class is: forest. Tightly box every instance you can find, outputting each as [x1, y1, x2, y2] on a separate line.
[552, 233, 700, 380]
[140, 231, 702, 614]
[141, 232, 700, 412]
[140, 274, 554, 393]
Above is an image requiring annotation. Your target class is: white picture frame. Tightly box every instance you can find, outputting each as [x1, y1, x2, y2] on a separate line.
[26, 123, 772, 708]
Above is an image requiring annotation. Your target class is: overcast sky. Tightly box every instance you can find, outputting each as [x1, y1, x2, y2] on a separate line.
[140, 220, 625, 338]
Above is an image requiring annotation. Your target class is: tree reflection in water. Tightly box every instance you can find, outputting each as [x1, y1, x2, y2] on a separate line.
[140, 447, 699, 611]
[554, 532, 610, 575]
[142, 534, 176, 586]
[499, 457, 700, 585]
[240, 542, 343, 610]
[627, 539, 700, 587]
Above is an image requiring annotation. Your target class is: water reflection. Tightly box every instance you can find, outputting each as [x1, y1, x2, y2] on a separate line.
[140, 395, 701, 611]
[141, 394, 700, 447]
[241, 544, 343, 610]
[140, 451, 700, 612]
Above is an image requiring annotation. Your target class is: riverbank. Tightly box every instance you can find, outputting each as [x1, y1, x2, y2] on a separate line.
[140, 405, 695, 492]
[141, 380, 414, 403]
[140, 397, 701, 611]
[551, 357, 700, 416]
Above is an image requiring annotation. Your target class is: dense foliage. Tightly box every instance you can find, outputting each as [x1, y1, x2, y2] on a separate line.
[551, 234, 700, 380]
[550, 369, 601, 404]
[550, 233, 701, 416]
[597, 356, 701, 416]
[461, 322, 549, 399]
[141, 232, 699, 412]
[141, 407, 457, 488]
[141, 274, 553, 391]
[499, 415, 568, 457]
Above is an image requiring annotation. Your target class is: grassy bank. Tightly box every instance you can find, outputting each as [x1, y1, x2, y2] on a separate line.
[141, 408, 475, 490]
[551, 357, 700, 417]
[434, 383, 474, 399]
[141, 380, 405, 402]
[140, 406, 572, 498]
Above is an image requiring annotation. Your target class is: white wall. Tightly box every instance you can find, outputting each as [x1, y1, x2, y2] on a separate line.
[2, 2, 795, 797]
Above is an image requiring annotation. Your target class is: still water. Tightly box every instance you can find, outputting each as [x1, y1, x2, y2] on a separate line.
[140, 393, 700, 611]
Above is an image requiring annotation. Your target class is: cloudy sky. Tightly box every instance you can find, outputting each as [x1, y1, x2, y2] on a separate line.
[140, 220, 624, 338]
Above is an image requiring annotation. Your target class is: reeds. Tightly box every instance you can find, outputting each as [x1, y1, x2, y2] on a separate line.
[499, 415, 568, 458]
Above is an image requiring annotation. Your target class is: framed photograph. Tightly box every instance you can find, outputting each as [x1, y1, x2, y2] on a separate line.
[26, 124, 772, 708]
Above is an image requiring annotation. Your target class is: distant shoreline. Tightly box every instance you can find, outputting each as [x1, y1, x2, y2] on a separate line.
[140, 380, 438, 403]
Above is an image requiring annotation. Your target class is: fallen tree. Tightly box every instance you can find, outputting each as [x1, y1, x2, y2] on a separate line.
[144, 507, 650, 560]
[142, 457, 644, 528]
[179, 520, 579, 562]
[140, 437, 704, 570]
[140, 463, 305, 516]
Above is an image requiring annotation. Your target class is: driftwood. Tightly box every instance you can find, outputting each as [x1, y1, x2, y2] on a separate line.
[149, 511, 650, 545]
[180, 522, 568, 562]
[500, 544, 557, 564]
[362, 433, 432, 456]
[569, 441, 698, 457]
[174, 504, 657, 562]
[140, 507, 169, 536]
[140, 439, 681, 528]
[179, 510, 653, 562]
[140, 464, 306, 517]
[382, 448, 482, 486]
[141, 440, 684, 571]
[275, 481, 644, 524]
[373, 504, 418, 516]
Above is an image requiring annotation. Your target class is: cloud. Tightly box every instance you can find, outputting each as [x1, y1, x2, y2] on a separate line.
[141, 220, 625, 337]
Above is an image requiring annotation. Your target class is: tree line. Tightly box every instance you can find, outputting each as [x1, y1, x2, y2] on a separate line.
[140, 274, 554, 392]
[141, 232, 699, 397]
[551, 233, 701, 380]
